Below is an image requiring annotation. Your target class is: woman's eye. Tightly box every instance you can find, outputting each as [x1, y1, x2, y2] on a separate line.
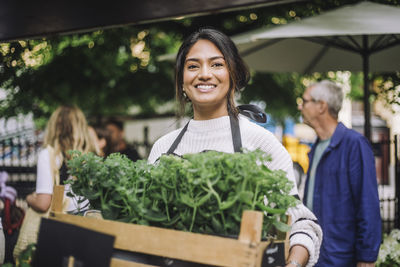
[187, 64, 198, 70]
[212, 62, 224, 67]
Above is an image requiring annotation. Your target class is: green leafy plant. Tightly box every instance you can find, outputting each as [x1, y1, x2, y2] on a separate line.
[376, 229, 400, 267]
[3, 243, 36, 267]
[67, 150, 298, 239]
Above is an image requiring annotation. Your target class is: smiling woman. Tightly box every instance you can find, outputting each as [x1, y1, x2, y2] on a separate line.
[148, 28, 323, 267]
[175, 28, 249, 120]
[182, 39, 230, 120]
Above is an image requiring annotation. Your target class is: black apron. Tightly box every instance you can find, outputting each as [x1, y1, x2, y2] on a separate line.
[166, 115, 242, 156]
[163, 112, 300, 200]
[165, 104, 268, 155]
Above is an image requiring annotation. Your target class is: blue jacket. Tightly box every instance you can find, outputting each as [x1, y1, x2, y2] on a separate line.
[304, 123, 381, 266]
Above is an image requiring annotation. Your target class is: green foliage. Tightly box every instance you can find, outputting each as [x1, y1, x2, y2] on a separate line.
[374, 72, 400, 110]
[2, 243, 36, 267]
[2, 0, 400, 123]
[376, 229, 400, 266]
[348, 72, 364, 101]
[241, 72, 303, 124]
[0, 27, 178, 121]
[67, 150, 298, 238]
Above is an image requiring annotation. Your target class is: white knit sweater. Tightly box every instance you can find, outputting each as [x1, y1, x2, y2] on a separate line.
[148, 115, 322, 266]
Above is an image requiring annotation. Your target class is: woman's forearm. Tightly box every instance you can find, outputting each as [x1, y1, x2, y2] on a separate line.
[26, 193, 52, 213]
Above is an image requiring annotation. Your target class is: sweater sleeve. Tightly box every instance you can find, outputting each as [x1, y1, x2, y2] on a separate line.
[241, 118, 322, 265]
[288, 203, 322, 267]
[240, 117, 299, 195]
[148, 140, 163, 164]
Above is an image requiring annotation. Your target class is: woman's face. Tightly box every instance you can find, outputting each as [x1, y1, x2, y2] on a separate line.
[183, 39, 230, 119]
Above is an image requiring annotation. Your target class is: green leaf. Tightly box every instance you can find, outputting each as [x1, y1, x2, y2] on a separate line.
[180, 194, 195, 208]
[273, 220, 291, 232]
[142, 210, 168, 222]
[256, 203, 286, 214]
[238, 191, 254, 205]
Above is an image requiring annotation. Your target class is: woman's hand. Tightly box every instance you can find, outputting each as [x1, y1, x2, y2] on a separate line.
[285, 244, 309, 267]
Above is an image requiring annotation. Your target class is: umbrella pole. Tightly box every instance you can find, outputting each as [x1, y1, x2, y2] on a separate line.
[362, 35, 371, 142]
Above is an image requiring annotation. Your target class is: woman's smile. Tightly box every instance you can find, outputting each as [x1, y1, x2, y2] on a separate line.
[195, 83, 216, 92]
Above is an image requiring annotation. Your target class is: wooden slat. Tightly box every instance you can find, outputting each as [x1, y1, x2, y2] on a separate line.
[284, 216, 292, 259]
[50, 212, 267, 266]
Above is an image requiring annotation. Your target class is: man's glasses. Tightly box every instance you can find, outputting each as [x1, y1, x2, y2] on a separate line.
[296, 97, 315, 106]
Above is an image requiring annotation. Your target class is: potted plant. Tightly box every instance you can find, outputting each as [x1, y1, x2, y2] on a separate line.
[64, 150, 298, 265]
[67, 150, 298, 238]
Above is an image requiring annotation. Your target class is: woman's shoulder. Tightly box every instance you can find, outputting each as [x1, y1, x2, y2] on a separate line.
[38, 146, 63, 165]
[37, 146, 50, 159]
[238, 115, 277, 140]
[148, 127, 184, 163]
[238, 115, 289, 155]
[154, 127, 183, 146]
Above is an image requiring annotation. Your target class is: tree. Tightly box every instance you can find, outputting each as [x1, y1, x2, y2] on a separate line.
[1, 0, 399, 125]
[374, 72, 400, 109]
[1, 27, 179, 122]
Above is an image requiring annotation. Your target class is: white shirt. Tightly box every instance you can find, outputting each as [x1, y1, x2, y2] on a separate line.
[36, 147, 89, 213]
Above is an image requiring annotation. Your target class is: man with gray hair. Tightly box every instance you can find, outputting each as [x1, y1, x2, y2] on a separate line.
[298, 80, 381, 266]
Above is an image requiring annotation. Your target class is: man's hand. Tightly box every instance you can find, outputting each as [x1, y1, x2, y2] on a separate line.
[357, 262, 375, 267]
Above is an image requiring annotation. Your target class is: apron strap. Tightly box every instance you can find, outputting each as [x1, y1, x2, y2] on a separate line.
[229, 115, 242, 153]
[166, 115, 242, 155]
[166, 121, 190, 155]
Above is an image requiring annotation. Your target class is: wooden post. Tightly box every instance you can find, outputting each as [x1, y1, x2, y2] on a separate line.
[67, 256, 75, 267]
[284, 215, 292, 259]
[51, 185, 65, 213]
[238, 210, 263, 246]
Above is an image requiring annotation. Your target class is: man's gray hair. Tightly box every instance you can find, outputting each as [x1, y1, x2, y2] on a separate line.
[309, 80, 343, 119]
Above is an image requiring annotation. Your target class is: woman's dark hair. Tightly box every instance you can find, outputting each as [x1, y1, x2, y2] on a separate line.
[175, 28, 250, 118]
[94, 126, 113, 157]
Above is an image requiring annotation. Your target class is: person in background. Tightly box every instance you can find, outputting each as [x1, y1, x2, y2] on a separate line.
[88, 125, 113, 158]
[298, 80, 381, 266]
[0, 171, 20, 263]
[26, 105, 99, 214]
[106, 119, 141, 162]
[148, 27, 322, 267]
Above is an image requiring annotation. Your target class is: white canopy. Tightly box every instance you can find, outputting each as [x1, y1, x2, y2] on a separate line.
[231, 1, 400, 140]
[234, 1, 400, 40]
[232, 1, 400, 73]
[159, 2, 400, 139]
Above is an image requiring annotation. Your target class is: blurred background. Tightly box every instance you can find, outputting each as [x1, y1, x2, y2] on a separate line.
[1, 0, 400, 235]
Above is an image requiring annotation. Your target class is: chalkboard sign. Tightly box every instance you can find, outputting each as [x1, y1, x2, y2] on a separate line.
[262, 242, 286, 267]
[34, 218, 115, 267]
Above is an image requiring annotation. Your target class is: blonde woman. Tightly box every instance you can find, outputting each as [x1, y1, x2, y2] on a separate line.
[26, 105, 99, 214]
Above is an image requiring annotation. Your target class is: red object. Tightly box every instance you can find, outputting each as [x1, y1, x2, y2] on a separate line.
[3, 198, 25, 235]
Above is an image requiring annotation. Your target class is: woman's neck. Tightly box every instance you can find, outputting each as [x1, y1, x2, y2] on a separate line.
[193, 104, 228, 120]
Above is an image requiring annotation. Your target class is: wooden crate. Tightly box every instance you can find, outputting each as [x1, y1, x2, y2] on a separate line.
[49, 185, 289, 267]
